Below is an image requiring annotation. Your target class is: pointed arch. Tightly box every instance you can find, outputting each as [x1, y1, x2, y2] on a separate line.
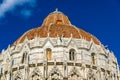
[68, 67, 82, 80]
[21, 51, 28, 64]
[46, 48, 52, 60]
[48, 67, 63, 80]
[69, 49, 76, 61]
[87, 68, 96, 80]
[91, 53, 95, 64]
[29, 68, 43, 80]
[13, 71, 23, 80]
[69, 67, 81, 77]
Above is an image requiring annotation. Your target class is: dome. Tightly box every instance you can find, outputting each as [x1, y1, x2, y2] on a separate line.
[0, 9, 119, 80]
[14, 9, 100, 45]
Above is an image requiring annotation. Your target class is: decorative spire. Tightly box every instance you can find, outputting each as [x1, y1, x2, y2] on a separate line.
[1, 49, 5, 55]
[53, 8, 61, 13]
[71, 33, 73, 38]
[47, 32, 50, 37]
[55, 8, 58, 12]
[24, 36, 28, 43]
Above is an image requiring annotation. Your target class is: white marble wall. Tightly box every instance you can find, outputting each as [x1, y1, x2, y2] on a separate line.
[0, 37, 119, 80]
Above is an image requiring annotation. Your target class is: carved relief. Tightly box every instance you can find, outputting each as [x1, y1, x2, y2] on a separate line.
[48, 66, 63, 80]
[29, 68, 43, 80]
[13, 71, 23, 80]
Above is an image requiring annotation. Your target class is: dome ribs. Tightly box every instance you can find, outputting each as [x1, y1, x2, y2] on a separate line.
[13, 11, 100, 45]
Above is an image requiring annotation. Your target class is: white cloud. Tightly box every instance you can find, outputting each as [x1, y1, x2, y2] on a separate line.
[0, 0, 36, 18]
[21, 9, 32, 18]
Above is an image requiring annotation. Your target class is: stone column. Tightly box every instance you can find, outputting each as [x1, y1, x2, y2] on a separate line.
[63, 48, 68, 80]
[63, 60, 68, 80]
[44, 59, 48, 80]
[115, 74, 117, 80]
[9, 71, 12, 80]
[24, 64, 29, 80]
[98, 67, 102, 80]
[112, 74, 114, 80]
[82, 64, 86, 79]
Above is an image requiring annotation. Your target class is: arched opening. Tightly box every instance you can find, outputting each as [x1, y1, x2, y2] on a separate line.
[14, 72, 22, 80]
[15, 76, 21, 80]
[46, 48, 52, 60]
[69, 67, 80, 80]
[70, 72, 79, 80]
[50, 71, 62, 80]
[87, 68, 96, 80]
[21, 52, 27, 63]
[48, 67, 63, 80]
[69, 49, 75, 61]
[32, 73, 41, 80]
[51, 72, 60, 80]
[29, 68, 43, 80]
[91, 53, 95, 64]
[56, 20, 63, 24]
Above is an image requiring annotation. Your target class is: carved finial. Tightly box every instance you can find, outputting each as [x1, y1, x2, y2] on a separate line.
[90, 38, 93, 42]
[71, 33, 73, 38]
[57, 34, 59, 37]
[2, 49, 4, 53]
[47, 32, 50, 37]
[35, 33, 38, 38]
[8, 44, 10, 49]
[17, 66, 20, 70]
[55, 8, 58, 12]
[2, 49, 5, 54]
[53, 8, 62, 14]
[24, 36, 28, 43]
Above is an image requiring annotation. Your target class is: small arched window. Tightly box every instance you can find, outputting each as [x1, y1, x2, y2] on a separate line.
[69, 49, 75, 61]
[22, 52, 27, 63]
[56, 20, 63, 24]
[46, 48, 52, 60]
[91, 53, 95, 64]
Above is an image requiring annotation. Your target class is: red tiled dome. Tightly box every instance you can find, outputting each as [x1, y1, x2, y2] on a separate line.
[14, 10, 100, 45]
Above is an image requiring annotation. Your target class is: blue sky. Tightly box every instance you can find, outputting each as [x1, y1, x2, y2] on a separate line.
[0, 0, 120, 65]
